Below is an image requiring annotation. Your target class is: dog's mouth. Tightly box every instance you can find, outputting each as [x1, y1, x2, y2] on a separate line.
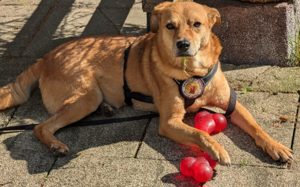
[176, 51, 194, 57]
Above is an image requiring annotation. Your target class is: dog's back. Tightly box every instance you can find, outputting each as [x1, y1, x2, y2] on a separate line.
[0, 35, 137, 113]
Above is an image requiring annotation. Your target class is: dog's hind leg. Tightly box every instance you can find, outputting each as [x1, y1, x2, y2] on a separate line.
[33, 88, 102, 155]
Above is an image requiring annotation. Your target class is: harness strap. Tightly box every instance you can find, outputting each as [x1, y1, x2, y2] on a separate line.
[202, 63, 219, 86]
[123, 46, 154, 106]
[123, 46, 133, 105]
[225, 87, 237, 117]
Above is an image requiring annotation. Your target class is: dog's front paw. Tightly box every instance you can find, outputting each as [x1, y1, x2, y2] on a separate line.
[208, 143, 231, 166]
[257, 138, 293, 162]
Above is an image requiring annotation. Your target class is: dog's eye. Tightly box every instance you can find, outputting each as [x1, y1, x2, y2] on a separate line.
[193, 22, 201, 28]
[166, 23, 175, 30]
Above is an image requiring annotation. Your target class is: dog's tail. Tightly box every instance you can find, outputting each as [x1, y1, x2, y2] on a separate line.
[0, 59, 43, 110]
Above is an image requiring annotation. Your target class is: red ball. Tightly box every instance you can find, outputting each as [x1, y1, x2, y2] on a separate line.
[212, 113, 227, 134]
[194, 115, 216, 134]
[200, 152, 217, 169]
[192, 157, 213, 183]
[180, 157, 197, 177]
[194, 111, 211, 124]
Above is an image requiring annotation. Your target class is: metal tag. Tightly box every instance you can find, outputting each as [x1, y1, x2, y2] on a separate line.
[180, 77, 205, 99]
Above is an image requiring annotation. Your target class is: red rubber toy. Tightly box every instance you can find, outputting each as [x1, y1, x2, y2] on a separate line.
[192, 157, 213, 183]
[212, 113, 227, 134]
[180, 157, 197, 177]
[194, 114, 216, 134]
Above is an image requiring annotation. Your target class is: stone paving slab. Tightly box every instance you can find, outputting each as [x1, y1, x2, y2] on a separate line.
[214, 92, 297, 167]
[51, 6, 97, 40]
[0, 91, 55, 185]
[222, 64, 270, 91]
[251, 66, 300, 93]
[136, 118, 197, 161]
[8, 91, 49, 126]
[121, 0, 147, 35]
[44, 156, 300, 187]
[0, 0, 51, 5]
[0, 57, 37, 127]
[21, 0, 77, 58]
[137, 92, 298, 168]
[21, 0, 142, 58]
[206, 165, 300, 187]
[0, 91, 52, 185]
[45, 156, 177, 187]
[1, 89, 151, 174]
[81, 0, 139, 36]
[0, 109, 14, 128]
[52, 0, 139, 39]
[0, 57, 36, 85]
[0, 150, 47, 187]
[223, 64, 300, 93]
[0, 1, 56, 57]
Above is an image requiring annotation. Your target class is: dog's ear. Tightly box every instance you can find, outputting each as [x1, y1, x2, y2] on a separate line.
[150, 2, 172, 33]
[207, 7, 221, 28]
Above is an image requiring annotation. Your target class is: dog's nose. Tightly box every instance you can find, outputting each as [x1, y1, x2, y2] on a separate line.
[176, 39, 190, 51]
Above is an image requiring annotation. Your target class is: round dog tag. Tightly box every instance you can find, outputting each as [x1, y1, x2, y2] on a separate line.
[180, 77, 205, 99]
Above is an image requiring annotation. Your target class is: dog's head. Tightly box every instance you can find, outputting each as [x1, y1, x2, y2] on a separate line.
[151, 1, 221, 72]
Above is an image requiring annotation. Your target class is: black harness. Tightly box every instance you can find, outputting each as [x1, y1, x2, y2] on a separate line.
[123, 46, 154, 105]
[123, 46, 237, 117]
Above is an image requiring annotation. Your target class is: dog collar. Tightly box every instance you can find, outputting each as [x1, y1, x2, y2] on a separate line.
[174, 63, 218, 106]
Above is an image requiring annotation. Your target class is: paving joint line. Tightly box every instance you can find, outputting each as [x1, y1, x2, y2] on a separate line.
[134, 117, 153, 159]
[236, 90, 299, 94]
[21, 0, 59, 55]
[3, 107, 18, 128]
[0, 182, 13, 186]
[96, 8, 121, 34]
[248, 66, 272, 87]
[113, 157, 288, 170]
[40, 156, 58, 187]
[230, 163, 288, 169]
[290, 90, 300, 151]
[4, 89, 39, 127]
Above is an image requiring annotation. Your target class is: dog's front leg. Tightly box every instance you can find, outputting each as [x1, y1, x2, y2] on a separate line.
[158, 96, 231, 165]
[230, 101, 293, 162]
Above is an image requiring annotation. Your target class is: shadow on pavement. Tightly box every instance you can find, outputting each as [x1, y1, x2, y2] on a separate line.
[82, 0, 135, 36]
[2, 0, 75, 58]
[2, 0, 137, 59]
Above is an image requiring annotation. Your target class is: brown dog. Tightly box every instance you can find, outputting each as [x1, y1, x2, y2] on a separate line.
[0, 2, 293, 165]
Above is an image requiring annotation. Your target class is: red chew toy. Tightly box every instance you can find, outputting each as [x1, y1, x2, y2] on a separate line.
[194, 111, 210, 122]
[194, 114, 216, 134]
[194, 111, 228, 134]
[180, 155, 215, 183]
[200, 152, 217, 169]
[180, 157, 197, 177]
[192, 157, 213, 183]
[212, 113, 227, 133]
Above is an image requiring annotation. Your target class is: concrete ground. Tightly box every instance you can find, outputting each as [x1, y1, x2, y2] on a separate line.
[0, 0, 299, 186]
